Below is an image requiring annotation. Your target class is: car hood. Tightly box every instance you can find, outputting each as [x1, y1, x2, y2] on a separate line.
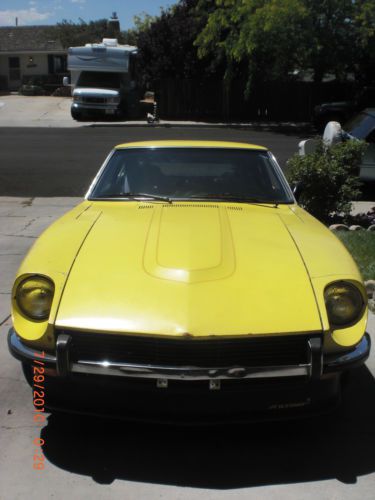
[55, 202, 323, 336]
[319, 101, 354, 109]
[73, 88, 120, 97]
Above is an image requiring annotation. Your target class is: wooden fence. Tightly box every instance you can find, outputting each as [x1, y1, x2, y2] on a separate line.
[154, 79, 356, 122]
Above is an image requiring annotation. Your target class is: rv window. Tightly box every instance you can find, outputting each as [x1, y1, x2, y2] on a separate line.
[77, 71, 122, 89]
[129, 53, 138, 81]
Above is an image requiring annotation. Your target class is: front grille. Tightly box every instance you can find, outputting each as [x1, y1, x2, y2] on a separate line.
[61, 331, 318, 368]
[83, 97, 106, 104]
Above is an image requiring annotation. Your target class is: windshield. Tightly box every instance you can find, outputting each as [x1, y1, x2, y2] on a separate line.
[344, 112, 375, 140]
[89, 148, 293, 203]
[77, 71, 122, 89]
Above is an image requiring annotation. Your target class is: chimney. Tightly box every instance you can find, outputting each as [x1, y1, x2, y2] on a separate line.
[107, 12, 120, 37]
[15, 17, 18, 27]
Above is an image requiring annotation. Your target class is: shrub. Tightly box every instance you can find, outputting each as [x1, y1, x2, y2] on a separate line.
[18, 84, 45, 96]
[287, 139, 367, 222]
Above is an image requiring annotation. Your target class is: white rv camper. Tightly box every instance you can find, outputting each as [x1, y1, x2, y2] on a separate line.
[65, 38, 138, 121]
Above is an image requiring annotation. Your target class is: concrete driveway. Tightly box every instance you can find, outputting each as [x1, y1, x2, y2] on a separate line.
[0, 95, 224, 128]
[1, 197, 375, 500]
[0, 95, 78, 127]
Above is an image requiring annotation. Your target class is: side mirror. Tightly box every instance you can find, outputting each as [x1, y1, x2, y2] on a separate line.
[292, 182, 304, 202]
[298, 138, 319, 156]
[63, 76, 70, 87]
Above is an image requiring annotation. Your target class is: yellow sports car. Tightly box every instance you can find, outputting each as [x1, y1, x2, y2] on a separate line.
[8, 141, 370, 422]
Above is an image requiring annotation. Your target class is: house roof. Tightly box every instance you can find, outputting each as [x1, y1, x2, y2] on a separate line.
[0, 26, 65, 53]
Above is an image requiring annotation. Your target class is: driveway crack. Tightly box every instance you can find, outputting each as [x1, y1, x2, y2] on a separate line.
[0, 314, 11, 326]
[18, 217, 37, 233]
[1, 425, 40, 430]
[2, 234, 36, 239]
[21, 197, 35, 207]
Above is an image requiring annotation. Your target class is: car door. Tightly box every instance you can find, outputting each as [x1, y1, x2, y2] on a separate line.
[361, 127, 375, 181]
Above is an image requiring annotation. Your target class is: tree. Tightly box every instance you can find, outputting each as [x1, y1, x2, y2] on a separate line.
[302, 0, 357, 83]
[194, 0, 371, 88]
[127, 0, 216, 87]
[354, 0, 375, 83]
[123, 12, 157, 46]
[196, 0, 308, 86]
[51, 18, 126, 48]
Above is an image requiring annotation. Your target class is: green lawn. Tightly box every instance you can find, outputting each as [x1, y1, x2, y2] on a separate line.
[335, 231, 375, 281]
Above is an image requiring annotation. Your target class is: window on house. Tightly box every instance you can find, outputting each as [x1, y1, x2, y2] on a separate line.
[8, 57, 21, 81]
[48, 55, 67, 74]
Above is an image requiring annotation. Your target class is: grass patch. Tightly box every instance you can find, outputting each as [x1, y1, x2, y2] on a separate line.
[335, 231, 375, 281]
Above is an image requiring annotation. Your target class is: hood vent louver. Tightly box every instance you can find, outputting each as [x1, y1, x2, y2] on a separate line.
[138, 203, 243, 210]
[163, 204, 243, 211]
[163, 204, 219, 208]
[227, 206, 243, 211]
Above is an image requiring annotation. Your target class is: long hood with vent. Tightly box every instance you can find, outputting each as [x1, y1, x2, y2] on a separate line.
[53, 201, 323, 336]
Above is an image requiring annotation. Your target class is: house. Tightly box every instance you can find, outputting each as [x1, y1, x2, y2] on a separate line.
[0, 26, 67, 91]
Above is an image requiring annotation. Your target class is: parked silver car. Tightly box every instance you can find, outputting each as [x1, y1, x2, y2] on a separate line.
[343, 109, 375, 181]
[300, 108, 375, 182]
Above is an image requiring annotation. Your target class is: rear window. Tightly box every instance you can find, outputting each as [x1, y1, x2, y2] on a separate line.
[344, 112, 375, 140]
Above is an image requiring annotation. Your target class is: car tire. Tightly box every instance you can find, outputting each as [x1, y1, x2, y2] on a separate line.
[340, 368, 358, 389]
[71, 109, 83, 121]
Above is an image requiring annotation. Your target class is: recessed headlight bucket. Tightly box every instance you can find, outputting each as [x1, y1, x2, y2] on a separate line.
[15, 276, 54, 320]
[324, 282, 365, 328]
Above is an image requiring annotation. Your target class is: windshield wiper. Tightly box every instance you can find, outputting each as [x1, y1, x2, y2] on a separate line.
[189, 194, 280, 207]
[96, 192, 173, 203]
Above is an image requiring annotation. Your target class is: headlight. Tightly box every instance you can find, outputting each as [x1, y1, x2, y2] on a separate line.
[73, 95, 82, 102]
[324, 281, 365, 328]
[15, 276, 54, 320]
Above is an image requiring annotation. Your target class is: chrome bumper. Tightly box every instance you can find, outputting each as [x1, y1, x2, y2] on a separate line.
[8, 328, 371, 382]
[72, 102, 119, 112]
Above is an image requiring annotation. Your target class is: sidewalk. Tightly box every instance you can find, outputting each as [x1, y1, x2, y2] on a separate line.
[351, 201, 375, 215]
[0, 197, 80, 324]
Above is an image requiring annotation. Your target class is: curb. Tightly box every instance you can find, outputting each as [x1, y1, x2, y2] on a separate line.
[85, 121, 313, 132]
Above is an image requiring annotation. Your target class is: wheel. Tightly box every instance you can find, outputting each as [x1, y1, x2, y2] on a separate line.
[71, 108, 83, 121]
[115, 108, 125, 120]
[147, 112, 156, 124]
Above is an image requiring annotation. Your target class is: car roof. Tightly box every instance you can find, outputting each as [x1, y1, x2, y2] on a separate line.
[114, 140, 268, 151]
[361, 108, 375, 117]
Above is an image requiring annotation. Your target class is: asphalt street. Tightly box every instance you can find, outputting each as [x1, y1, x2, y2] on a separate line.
[0, 126, 303, 196]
